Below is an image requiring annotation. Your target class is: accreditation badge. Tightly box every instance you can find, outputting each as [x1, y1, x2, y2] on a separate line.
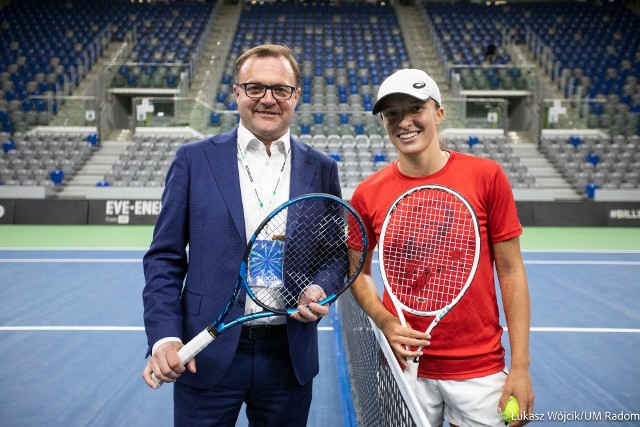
[248, 239, 284, 288]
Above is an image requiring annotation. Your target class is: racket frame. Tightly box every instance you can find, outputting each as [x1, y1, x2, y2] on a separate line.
[378, 184, 480, 383]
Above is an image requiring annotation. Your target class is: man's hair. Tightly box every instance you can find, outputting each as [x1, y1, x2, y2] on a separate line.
[235, 44, 300, 86]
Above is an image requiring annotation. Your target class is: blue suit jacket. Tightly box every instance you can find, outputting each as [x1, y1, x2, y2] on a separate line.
[142, 128, 341, 389]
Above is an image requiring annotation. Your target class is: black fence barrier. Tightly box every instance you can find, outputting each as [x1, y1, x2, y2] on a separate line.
[1, 199, 639, 227]
[0, 199, 15, 224]
[7, 199, 89, 224]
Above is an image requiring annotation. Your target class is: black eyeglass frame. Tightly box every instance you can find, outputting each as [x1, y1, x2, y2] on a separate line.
[236, 82, 298, 100]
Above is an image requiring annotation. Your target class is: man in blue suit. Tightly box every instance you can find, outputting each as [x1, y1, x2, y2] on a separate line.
[141, 44, 342, 426]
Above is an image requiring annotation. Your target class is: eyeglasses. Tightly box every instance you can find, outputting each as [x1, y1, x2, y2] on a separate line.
[236, 83, 297, 100]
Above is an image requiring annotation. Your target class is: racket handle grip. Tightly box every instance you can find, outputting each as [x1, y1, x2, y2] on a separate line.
[151, 329, 216, 388]
[404, 357, 420, 391]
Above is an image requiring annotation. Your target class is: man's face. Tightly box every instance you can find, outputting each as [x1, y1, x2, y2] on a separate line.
[233, 56, 300, 144]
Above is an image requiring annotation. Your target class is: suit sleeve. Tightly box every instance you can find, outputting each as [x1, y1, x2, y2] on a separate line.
[329, 158, 341, 199]
[313, 156, 346, 295]
[142, 145, 190, 355]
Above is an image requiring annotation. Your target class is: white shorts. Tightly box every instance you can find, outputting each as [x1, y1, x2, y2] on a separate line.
[413, 370, 508, 427]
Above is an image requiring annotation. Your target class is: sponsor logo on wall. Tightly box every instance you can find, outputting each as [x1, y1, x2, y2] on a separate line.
[609, 209, 640, 220]
[104, 200, 162, 224]
[606, 205, 640, 226]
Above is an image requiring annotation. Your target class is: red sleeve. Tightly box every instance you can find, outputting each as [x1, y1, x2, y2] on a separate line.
[486, 165, 522, 243]
[350, 185, 378, 252]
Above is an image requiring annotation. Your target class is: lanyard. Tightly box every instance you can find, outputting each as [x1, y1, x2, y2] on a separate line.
[237, 141, 290, 214]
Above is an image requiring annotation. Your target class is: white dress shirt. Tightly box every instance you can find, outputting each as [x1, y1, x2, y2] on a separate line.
[236, 123, 291, 325]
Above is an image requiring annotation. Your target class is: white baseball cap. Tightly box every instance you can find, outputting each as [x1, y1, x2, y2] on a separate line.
[372, 69, 442, 115]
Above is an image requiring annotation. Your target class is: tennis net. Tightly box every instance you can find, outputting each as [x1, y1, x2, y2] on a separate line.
[337, 291, 430, 427]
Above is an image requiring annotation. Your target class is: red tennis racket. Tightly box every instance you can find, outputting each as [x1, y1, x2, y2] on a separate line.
[379, 184, 480, 388]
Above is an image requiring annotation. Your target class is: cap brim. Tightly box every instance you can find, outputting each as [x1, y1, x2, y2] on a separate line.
[371, 93, 432, 115]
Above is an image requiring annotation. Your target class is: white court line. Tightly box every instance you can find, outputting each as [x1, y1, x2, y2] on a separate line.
[1, 326, 637, 333]
[0, 326, 336, 332]
[0, 248, 148, 251]
[0, 259, 141, 263]
[2, 248, 639, 253]
[506, 327, 640, 333]
[1, 259, 638, 265]
[523, 249, 640, 253]
[0, 326, 145, 331]
[368, 259, 640, 265]
[524, 260, 640, 265]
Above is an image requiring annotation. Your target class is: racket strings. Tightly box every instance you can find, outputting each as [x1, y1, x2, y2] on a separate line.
[383, 189, 477, 314]
[248, 198, 365, 312]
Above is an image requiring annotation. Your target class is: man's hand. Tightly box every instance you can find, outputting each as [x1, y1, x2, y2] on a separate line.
[142, 341, 196, 389]
[290, 284, 329, 323]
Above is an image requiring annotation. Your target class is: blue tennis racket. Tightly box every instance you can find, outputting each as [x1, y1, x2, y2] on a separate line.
[152, 193, 367, 387]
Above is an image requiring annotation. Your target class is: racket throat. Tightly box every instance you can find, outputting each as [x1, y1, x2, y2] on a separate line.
[206, 325, 221, 338]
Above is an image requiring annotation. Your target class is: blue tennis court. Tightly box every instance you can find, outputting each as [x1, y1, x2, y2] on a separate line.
[1, 246, 639, 426]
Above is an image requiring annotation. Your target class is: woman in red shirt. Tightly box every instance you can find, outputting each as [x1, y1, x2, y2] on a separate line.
[349, 69, 534, 427]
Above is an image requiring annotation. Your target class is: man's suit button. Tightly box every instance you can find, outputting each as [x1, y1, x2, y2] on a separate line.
[238, 300, 245, 307]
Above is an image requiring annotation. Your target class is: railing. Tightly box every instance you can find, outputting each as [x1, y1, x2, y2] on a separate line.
[16, 94, 636, 141]
[446, 64, 537, 93]
[101, 62, 190, 95]
[127, 95, 511, 135]
[541, 98, 639, 138]
[445, 97, 509, 131]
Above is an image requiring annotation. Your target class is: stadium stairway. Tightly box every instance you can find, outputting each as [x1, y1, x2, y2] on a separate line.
[395, 4, 471, 128]
[187, 4, 241, 101]
[505, 43, 584, 199]
[399, 2, 580, 199]
[50, 39, 138, 198]
[56, 132, 132, 198]
[50, 4, 242, 197]
[176, 3, 242, 132]
[507, 131, 581, 200]
[395, 4, 450, 97]
[49, 42, 127, 127]
[506, 43, 586, 129]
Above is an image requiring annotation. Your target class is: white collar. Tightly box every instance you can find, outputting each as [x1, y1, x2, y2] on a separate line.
[237, 122, 291, 155]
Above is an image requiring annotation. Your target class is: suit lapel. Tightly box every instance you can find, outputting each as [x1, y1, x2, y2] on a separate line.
[205, 129, 245, 239]
[203, 133, 317, 239]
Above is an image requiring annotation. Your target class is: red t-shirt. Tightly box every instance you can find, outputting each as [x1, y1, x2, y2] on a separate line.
[350, 150, 522, 380]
